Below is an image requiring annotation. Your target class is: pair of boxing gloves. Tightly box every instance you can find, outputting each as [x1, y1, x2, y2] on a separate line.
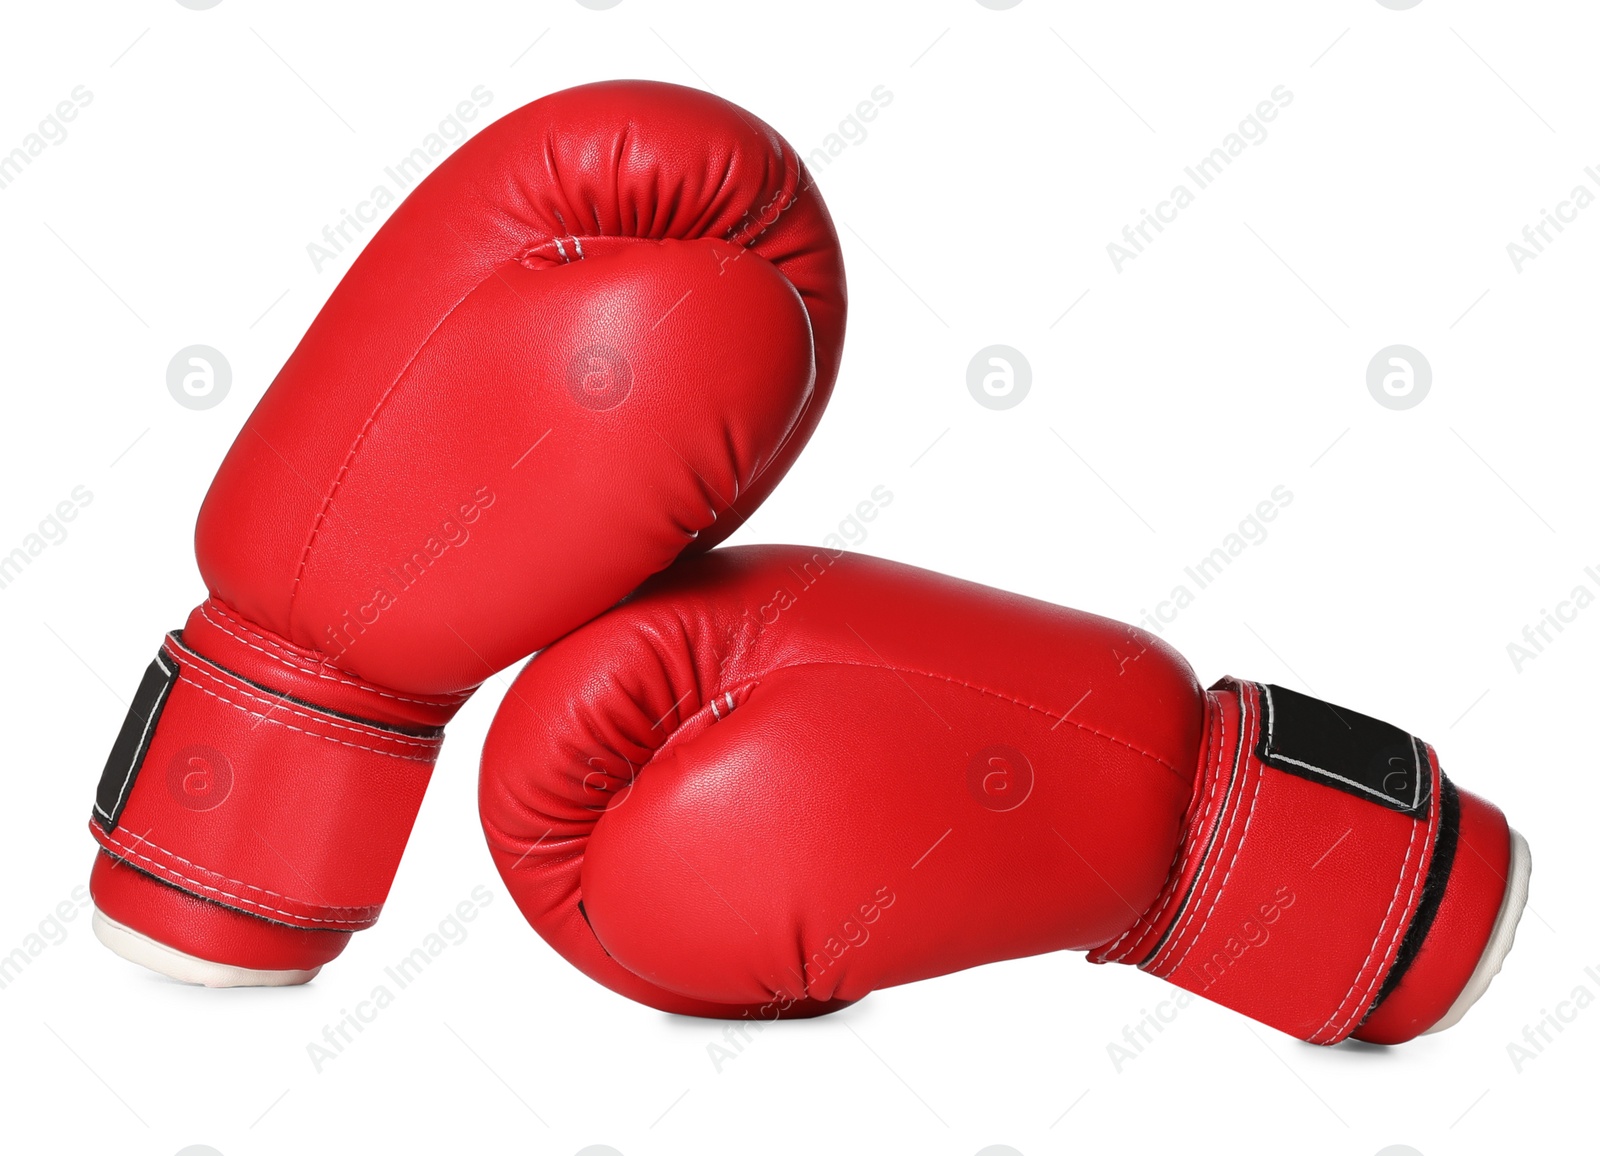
[89, 81, 1528, 1047]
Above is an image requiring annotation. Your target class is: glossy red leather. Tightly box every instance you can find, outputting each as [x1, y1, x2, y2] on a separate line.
[481, 546, 1516, 1042]
[90, 81, 846, 978]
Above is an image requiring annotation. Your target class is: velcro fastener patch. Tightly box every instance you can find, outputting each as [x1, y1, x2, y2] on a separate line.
[1256, 684, 1430, 818]
[94, 646, 180, 832]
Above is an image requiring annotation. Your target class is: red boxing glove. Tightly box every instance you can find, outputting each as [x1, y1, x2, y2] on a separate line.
[90, 82, 846, 986]
[480, 546, 1529, 1044]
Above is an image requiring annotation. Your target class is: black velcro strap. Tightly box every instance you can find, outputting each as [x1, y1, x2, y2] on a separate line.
[1256, 684, 1430, 818]
[93, 646, 180, 833]
[1362, 775, 1462, 1023]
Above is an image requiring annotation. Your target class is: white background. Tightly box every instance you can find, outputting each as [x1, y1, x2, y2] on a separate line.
[1, 2, 1595, 1154]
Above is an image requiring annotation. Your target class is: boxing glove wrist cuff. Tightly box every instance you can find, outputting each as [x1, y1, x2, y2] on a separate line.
[90, 612, 454, 932]
[1089, 679, 1521, 1045]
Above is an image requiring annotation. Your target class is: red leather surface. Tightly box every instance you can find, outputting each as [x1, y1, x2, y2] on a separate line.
[92, 81, 845, 974]
[480, 545, 1204, 1015]
[481, 546, 1517, 1043]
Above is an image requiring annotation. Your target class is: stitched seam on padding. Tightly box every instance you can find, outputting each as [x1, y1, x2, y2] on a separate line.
[495, 652, 1189, 873]
[177, 662, 441, 760]
[741, 659, 1185, 777]
[1158, 686, 1265, 978]
[285, 267, 510, 629]
[201, 601, 469, 708]
[94, 824, 379, 925]
[1098, 693, 1226, 963]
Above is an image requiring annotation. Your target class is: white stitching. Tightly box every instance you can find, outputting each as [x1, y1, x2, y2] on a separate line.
[200, 602, 467, 708]
[286, 270, 506, 621]
[1266, 750, 1422, 809]
[173, 644, 441, 747]
[1318, 817, 1426, 1041]
[1100, 694, 1228, 963]
[177, 663, 440, 761]
[179, 656, 440, 748]
[1337, 816, 1427, 1037]
[765, 659, 1182, 775]
[204, 602, 464, 704]
[1160, 685, 1264, 978]
[96, 827, 379, 926]
[1107, 698, 1216, 960]
[97, 827, 380, 912]
[1148, 691, 1253, 976]
[1315, 783, 1433, 1042]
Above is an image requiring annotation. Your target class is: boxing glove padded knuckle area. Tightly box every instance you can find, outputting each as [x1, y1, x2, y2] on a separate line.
[195, 82, 841, 695]
[484, 547, 1208, 1013]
